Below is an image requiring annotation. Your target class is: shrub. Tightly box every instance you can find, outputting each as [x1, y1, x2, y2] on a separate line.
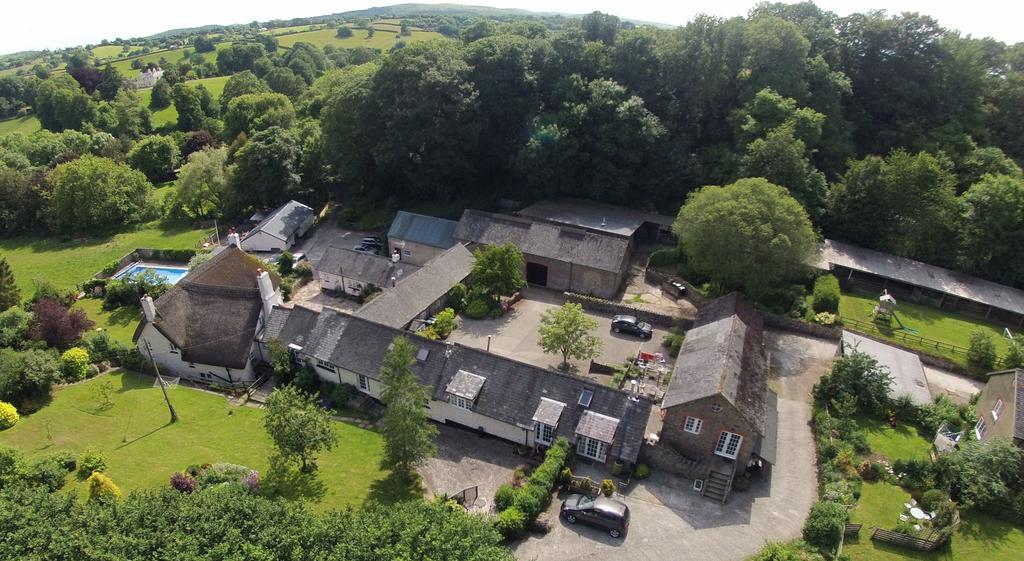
[60, 347, 91, 382]
[0, 401, 18, 429]
[463, 295, 494, 319]
[294, 260, 313, 280]
[813, 312, 837, 326]
[277, 251, 294, 276]
[495, 506, 526, 538]
[822, 480, 858, 504]
[661, 333, 684, 357]
[859, 461, 887, 482]
[446, 283, 467, 312]
[78, 448, 106, 477]
[560, 467, 573, 484]
[241, 469, 260, 493]
[893, 520, 918, 535]
[811, 275, 840, 313]
[329, 382, 353, 411]
[28, 457, 69, 491]
[648, 247, 683, 267]
[893, 459, 935, 491]
[512, 484, 546, 520]
[87, 471, 122, 501]
[634, 463, 651, 479]
[802, 500, 849, 551]
[170, 471, 199, 492]
[920, 489, 949, 512]
[417, 326, 439, 340]
[600, 479, 616, 497]
[280, 276, 295, 301]
[198, 463, 252, 487]
[432, 308, 457, 339]
[967, 330, 997, 371]
[294, 366, 321, 395]
[495, 483, 516, 511]
[48, 450, 76, 472]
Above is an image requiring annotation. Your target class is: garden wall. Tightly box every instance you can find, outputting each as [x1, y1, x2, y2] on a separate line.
[96, 248, 201, 279]
[640, 442, 706, 480]
[644, 268, 710, 308]
[563, 292, 676, 328]
[760, 312, 842, 340]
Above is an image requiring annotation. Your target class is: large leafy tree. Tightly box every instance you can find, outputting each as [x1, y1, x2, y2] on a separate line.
[127, 135, 180, 183]
[95, 64, 123, 101]
[33, 74, 95, 132]
[223, 92, 295, 140]
[538, 302, 602, 370]
[813, 351, 893, 415]
[959, 174, 1024, 285]
[219, 70, 270, 114]
[229, 126, 299, 211]
[0, 258, 19, 312]
[740, 124, 828, 218]
[27, 299, 94, 350]
[171, 147, 229, 219]
[674, 177, 817, 298]
[470, 243, 525, 297]
[47, 155, 152, 233]
[379, 337, 437, 472]
[319, 63, 379, 188]
[0, 348, 62, 407]
[263, 384, 337, 471]
[935, 438, 1024, 511]
[94, 90, 152, 139]
[171, 83, 207, 132]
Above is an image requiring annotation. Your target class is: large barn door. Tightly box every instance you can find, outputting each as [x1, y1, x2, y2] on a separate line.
[526, 262, 548, 286]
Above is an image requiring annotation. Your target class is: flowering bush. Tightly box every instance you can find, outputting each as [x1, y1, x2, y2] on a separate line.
[0, 401, 18, 429]
[242, 470, 260, 493]
[170, 471, 198, 493]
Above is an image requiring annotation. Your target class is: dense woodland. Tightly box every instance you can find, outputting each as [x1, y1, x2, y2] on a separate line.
[2, 2, 1024, 289]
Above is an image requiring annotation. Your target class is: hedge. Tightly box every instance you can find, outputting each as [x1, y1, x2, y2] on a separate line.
[494, 437, 571, 538]
[811, 275, 840, 314]
[801, 500, 849, 552]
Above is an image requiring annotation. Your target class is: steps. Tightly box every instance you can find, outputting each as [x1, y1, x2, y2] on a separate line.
[702, 469, 734, 503]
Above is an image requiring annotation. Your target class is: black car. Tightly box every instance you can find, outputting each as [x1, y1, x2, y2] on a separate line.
[611, 315, 653, 339]
[560, 494, 630, 538]
[361, 236, 383, 247]
[352, 244, 378, 254]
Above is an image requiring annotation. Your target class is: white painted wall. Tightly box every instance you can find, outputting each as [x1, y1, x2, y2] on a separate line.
[317, 271, 363, 296]
[136, 323, 258, 385]
[428, 399, 533, 447]
[241, 231, 289, 252]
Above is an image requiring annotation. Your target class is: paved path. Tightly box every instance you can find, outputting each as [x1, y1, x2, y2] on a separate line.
[514, 330, 835, 561]
[924, 365, 984, 405]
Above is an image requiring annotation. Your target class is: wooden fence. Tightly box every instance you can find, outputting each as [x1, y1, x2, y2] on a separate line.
[843, 317, 969, 357]
[869, 527, 950, 551]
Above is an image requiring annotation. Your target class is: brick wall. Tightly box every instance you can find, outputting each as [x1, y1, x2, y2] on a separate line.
[661, 395, 757, 467]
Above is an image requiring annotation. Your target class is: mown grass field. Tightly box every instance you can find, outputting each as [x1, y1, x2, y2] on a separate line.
[91, 44, 142, 61]
[0, 114, 41, 134]
[0, 218, 211, 300]
[275, 27, 444, 50]
[72, 298, 140, 346]
[137, 75, 229, 127]
[0, 371, 413, 511]
[110, 42, 234, 76]
[855, 415, 933, 463]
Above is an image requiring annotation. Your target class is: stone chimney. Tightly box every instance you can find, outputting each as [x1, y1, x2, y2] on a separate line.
[256, 268, 280, 320]
[141, 295, 157, 322]
[227, 228, 241, 248]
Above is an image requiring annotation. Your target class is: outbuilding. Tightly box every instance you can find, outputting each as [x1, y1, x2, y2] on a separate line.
[240, 200, 316, 253]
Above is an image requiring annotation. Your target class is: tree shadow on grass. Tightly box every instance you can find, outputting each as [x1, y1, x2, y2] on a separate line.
[106, 305, 141, 327]
[264, 454, 328, 503]
[367, 469, 424, 505]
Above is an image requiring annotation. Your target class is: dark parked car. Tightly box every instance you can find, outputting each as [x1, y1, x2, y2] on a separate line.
[361, 237, 383, 247]
[353, 244, 377, 254]
[560, 494, 630, 538]
[611, 315, 653, 339]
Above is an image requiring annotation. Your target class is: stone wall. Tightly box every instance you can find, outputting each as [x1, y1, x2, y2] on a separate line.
[641, 442, 706, 480]
[564, 292, 677, 328]
[759, 312, 842, 340]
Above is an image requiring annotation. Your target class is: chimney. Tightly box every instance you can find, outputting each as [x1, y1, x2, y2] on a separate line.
[391, 250, 401, 263]
[256, 268, 280, 319]
[141, 295, 157, 322]
[227, 228, 241, 248]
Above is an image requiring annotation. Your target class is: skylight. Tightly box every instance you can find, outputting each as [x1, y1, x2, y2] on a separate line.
[578, 388, 594, 407]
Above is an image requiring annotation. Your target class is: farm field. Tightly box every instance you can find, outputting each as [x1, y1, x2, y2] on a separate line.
[0, 218, 211, 300]
[269, 24, 325, 35]
[275, 26, 444, 50]
[0, 114, 41, 134]
[110, 42, 234, 75]
[0, 371, 413, 511]
[91, 44, 143, 61]
[137, 75, 229, 127]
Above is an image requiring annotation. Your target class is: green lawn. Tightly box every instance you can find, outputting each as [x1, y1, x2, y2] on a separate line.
[845, 482, 1024, 561]
[0, 371, 413, 511]
[110, 42, 233, 76]
[72, 298, 140, 346]
[0, 114, 41, 134]
[856, 415, 934, 463]
[840, 290, 1011, 367]
[0, 219, 211, 300]
[276, 27, 444, 50]
[137, 75, 229, 128]
[91, 44, 143, 61]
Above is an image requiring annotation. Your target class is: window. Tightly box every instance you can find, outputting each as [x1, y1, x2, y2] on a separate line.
[168, 341, 178, 354]
[535, 422, 555, 445]
[403, 249, 411, 257]
[683, 416, 703, 434]
[450, 394, 473, 411]
[576, 436, 607, 462]
[316, 358, 335, 373]
[710, 404, 722, 413]
[975, 417, 987, 439]
[713, 431, 743, 460]
[992, 398, 1004, 421]
[358, 375, 370, 392]
[578, 389, 594, 407]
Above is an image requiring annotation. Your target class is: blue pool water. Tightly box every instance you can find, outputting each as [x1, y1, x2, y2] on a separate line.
[114, 264, 189, 285]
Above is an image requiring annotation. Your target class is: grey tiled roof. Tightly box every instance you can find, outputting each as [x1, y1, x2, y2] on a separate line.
[317, 246, 420, 288]
[817, 239, 1024, 316]
[842, 331, 932, 406]
[355, 244, 474, 329]
[387, 211, 459, 249]
[268, 306, 651, 463]
[446, 369, 487, 400]
[242, 200, 315, 242]
[135, 246, 280, 369]
[533, 398, 566, 426]
[662, 293, 769, 434]
[518, 199, 674, 238]
[1017, 370, 1024, 441]
[576, 410, 621, 444]
[454, 210, 631, 274]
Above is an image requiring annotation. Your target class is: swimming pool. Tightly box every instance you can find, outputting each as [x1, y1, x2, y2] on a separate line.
[114, 263, 189, 285]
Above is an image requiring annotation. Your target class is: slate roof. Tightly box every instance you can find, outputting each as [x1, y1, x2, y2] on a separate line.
[318, 245, 420, 288]
[842, 331, 932, 406]
[446, 370, 487, 400]
[263, 306, 652, 462]
[662, 293, 769, 435]
[387, 211, 459, 249]
[984, 369, 1024, 441]
[242, 200, 315, 242]
[533, 398, 567, 426]
[576, 410, 621, 444]
[355, 244, 474, 329]
[134, 246, 280, 369]
[817, 239, 1024, 317]
[518, 199, 674, 238]
[754, 390, 779, 464]
[454, 209, 631, 274]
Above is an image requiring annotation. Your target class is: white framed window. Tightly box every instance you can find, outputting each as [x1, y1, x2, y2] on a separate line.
[576, 436, 607, 462]
[316, 358, 335, 372]
[683, 416, 703, 434]
[992, 398, 1004, 421]
[535, 422, 555, 445]
[450, 394, 473, 410]
[714, 431, 743, 460]
[358, 375, 370, 392]
[403, 249, 411, 256]
[975, 417, 987, 439]
[168, 341, 178, 354]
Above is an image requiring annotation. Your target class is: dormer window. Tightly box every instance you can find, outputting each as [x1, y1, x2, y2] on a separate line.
[533, 397, 566, 446]
[446, 369, 486, 413]
[450, 395, 474, 410]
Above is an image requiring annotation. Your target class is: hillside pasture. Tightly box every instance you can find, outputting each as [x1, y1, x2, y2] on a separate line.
[110, 42, 233, 75]
[0, 114, 41, 134]
[137, 75, 230, 127]
[91, 44, 143, 61]
[275, 26, 443, 50]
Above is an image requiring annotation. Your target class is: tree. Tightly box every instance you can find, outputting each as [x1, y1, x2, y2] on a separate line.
[47, 155, 153, 233]
[366, 27, 375, 39]
[228, 126, 300, 211]
[319, 63, 378, 187]
[959, 174, 1024, 285]
[149, 78, 172, 109]
[127, 135, 180, 183]
[223, 92, 294, 140]
[171, 147, 229, 218]
[27, 299, 94, 349]
[0, 258, 18, 312]
[33, 74, 95, 131]
[263, 384, 337, 471]
[219, 70, 270, 114]
[379, 337, 437, 472]
[0, 348, 62, 407]
[471, 243, 525, 297]
[967, 331, 997, 372]
[264, 67, 306, 99]
[935, 437, 1024, 511]
[740, 124, 828, 217]
[337, 26, 354, 38]
[802, 500, 848, 552]
[538, 302, 602, 370]
[1003, 335, 1024, 369]
[813, 351, 893, 415]
[95, 65, 122, 101]
[193, 35, 215, 53]
[674, 178, 817, 298]
[171, 83, 206, 132]
[95, 90, 152, 139]
[582, 11, 620, 45]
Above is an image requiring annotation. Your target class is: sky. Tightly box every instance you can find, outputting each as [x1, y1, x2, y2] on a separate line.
[3, 0, 1023, 55]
